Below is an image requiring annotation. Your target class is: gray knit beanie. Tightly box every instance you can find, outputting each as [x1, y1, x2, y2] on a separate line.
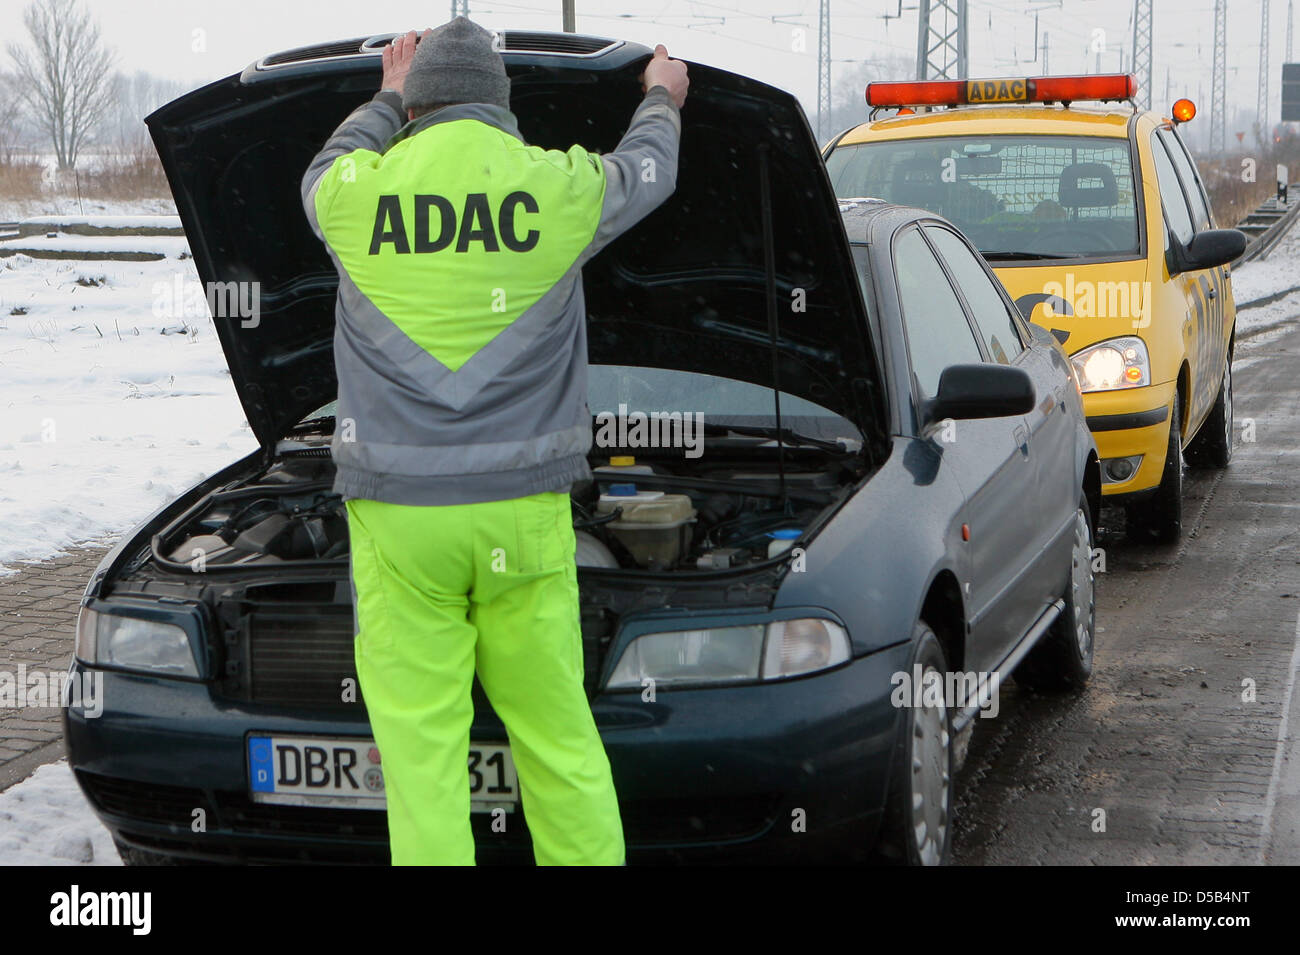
[402, 16, 511, 113]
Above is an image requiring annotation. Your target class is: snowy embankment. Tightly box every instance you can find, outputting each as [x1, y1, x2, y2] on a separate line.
[0, 197, 176, 225]
[0, 761, 120, 865]
[1229, 222, 1300, 335]
[0, 249, 257, 573]
[16, 215, 183, 233]
[0, 233, 190, 259]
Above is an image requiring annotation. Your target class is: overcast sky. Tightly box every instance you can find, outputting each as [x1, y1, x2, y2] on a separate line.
[1, 0, 1288, 132]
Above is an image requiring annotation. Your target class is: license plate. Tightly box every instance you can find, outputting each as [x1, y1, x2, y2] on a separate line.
[247, 734, 519, 812]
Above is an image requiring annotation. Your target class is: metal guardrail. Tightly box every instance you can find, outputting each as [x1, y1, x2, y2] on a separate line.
[1233, 197, 1300, 266]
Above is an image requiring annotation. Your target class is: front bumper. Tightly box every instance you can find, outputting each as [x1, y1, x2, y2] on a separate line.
[64, 644, 908, 864]
[1082, 381, 1176, 497]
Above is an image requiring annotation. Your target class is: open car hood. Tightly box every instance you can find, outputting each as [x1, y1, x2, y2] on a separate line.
[146, 32, 881, 448]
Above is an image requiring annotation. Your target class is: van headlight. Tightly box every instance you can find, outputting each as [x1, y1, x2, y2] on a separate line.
[1070, 336, 1150, 392]
[75, 607, 199, 678]
[606, 618, 850, 689]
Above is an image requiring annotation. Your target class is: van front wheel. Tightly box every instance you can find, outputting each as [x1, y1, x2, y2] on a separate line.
[1185, 360, 1232, 469]
[1126, 393, 1183, 545]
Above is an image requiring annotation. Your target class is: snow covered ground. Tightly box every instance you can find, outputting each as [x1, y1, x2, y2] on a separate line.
[0, 247, 257, 574]
[1228, 222, 1300, 335]
[0, 761, 120, 865]
[0, 197, 176, 224]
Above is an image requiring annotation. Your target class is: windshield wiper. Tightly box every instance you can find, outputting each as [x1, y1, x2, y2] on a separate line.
[286, 415, 335, 436]
[979, 250, 1073, 260]
[702, 423, 849, 453]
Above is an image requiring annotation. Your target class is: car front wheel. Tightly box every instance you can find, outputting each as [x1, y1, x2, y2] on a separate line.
[878, 624, 952, 866]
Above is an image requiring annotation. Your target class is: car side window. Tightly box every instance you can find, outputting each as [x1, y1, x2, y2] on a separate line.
[1158, 128, 1211, 231]
[924, 226, 1025, 364]
[1150, 134, 1195, 246]
[893, 227, 985, 397]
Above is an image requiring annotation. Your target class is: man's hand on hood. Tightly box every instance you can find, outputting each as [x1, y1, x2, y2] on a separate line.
[382, 29, 432, 97]
[641, 44, 689, 108]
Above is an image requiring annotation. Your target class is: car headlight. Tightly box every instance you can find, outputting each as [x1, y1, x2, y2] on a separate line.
[75, 607, 199, 678]
[606, 618, 850, 689]
[1070, 336, 1150, 392]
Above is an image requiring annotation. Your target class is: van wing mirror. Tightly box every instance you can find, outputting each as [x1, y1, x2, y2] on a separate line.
[1169, 228, 1248, 274]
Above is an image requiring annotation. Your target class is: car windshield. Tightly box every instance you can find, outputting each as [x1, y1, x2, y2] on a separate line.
[301, 367, 858, 441]
[825, 134, 1141, 260]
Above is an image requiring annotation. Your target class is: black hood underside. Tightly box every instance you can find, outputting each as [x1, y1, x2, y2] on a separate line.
[146, 33, 882, 448]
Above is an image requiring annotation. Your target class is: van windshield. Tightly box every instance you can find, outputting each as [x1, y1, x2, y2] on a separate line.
[825, 134, 1141, 260]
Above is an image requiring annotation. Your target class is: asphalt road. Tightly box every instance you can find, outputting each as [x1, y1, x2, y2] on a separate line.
[952, 317, 1300, 865]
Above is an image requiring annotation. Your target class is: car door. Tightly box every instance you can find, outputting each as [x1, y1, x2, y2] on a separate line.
[891, 225, 1035, 673]
[1148, 130, 1222, 438]
[925, 224, 1077, 614]
[1157, 126, 1231, 432]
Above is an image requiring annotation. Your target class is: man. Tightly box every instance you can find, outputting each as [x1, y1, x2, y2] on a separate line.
[300, 17, 687, 865]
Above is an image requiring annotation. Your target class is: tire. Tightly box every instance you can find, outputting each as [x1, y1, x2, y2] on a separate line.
[1184, 357, 1233, 469]
[1015, 497, 1096, 692]
[877, 624, 953, 866]
[1126, 392, 1183, 544]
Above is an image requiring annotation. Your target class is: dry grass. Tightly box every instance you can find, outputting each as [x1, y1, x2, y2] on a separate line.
[1193, 143, 1300, 228]
[0, 146, 169, 204]
[77, 145, 170, 200]
[0, 155, 45, 199]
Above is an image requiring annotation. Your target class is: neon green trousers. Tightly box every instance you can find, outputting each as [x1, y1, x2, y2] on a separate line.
[346, 491, 624, 866]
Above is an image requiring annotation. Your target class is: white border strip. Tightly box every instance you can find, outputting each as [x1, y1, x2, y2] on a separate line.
[1258, 609, 1300, 863]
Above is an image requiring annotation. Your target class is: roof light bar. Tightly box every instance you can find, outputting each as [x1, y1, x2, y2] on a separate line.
[866, 73, 1138, 109]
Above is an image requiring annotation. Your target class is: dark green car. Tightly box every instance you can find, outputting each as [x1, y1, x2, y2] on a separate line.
[64, 31, 1098, 866]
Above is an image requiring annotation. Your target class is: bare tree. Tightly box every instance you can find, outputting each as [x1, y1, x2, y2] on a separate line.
[109, 71, 187, 152]
[0, 73, 26, 161]
[8, 0, 117, 171]
[819, 55, 914, 142]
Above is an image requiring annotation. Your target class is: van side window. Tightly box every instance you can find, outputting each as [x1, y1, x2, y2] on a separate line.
[1157, 128, 1211, 231]
[1150, 135, 1195, 246]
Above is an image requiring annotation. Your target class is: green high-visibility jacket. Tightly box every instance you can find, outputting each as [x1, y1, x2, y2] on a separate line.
[302, 87, 681, 505]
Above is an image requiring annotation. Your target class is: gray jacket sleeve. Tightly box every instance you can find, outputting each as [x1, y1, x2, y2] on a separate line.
[586, 85, 682, 258]
[301, 90, 406, 240]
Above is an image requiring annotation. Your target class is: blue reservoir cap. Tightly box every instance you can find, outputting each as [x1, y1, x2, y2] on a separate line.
[768, 528, 801, 540]
[608, 483, 638, 497]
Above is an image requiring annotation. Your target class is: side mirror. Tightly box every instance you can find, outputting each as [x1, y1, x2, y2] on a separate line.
[1169, 228, 1248, 274]
[925, 364, 1036, 423]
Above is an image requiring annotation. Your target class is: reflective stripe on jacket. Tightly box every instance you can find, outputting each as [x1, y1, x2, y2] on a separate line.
[302, 87, 681, 504]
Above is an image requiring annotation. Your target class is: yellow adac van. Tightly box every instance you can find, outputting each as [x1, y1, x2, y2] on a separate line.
[823, 74, 1245, 543]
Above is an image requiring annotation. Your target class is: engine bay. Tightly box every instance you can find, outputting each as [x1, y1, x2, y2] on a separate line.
[152, 440, 863, 575]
